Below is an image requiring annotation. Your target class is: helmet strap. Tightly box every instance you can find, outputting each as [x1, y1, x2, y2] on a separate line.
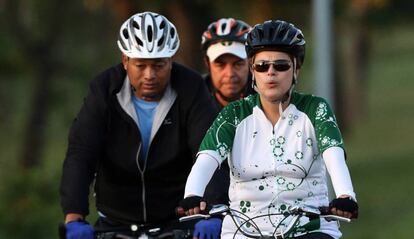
[250, 56, 259, 92]
[292, 57, 298, 84]
[281, 57, 297, 103]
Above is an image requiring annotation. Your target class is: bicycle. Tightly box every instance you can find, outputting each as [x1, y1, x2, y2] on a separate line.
[93, 220, 195, 239]
[179, 204, 351, 239]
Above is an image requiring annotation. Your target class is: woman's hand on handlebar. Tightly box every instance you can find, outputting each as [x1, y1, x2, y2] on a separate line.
[177, 196, 208, 216]
[329, 195, 359, 219]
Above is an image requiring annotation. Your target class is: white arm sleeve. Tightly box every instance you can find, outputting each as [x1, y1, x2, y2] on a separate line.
[184, 153, 219, 198]
[323, 147, 357, 201]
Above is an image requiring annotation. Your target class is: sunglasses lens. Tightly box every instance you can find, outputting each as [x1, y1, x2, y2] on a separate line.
[274, 63, 291, 72]
[253, 63, 270, 72]
[253, 60, 291, 72]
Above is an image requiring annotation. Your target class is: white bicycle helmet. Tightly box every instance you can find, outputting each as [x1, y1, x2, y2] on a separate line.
[117, 12, 180, 58]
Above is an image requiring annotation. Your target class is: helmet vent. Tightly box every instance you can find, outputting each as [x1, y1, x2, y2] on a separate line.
[279, 28, 288, 39]
[258, 29, 264, 40]
[297, 33, 304, 42]
[172, 39, 178, 50]
[170, 27, 176, 38]
[160, 20, 166, 29]
[221, 23, 226, 33]
[133, 20, 140, 30]
[158, 36, 164, 47]
[147, 25, 153, 42]
[118, 36, 127, 50]
[268, 28, 275, 41]
[135, 36, 143, 46]
[122, 29, 129, 39]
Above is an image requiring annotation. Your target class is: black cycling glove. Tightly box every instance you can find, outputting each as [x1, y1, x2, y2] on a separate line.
[179, 196, 204, 211]
[329, 197, 359, 218]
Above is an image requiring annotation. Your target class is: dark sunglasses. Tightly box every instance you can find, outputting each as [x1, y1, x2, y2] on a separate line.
[252, 60, 292, 72]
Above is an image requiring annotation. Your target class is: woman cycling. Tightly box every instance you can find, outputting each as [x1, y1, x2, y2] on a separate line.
[178, 20, 358, 239]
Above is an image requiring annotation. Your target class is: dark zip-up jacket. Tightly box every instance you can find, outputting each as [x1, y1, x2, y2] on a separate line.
[60, 63, 217, 225]
[202, 73, 255, 206]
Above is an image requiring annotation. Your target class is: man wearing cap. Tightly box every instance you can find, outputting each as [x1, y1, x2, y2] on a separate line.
[188, 18, 253, 239]
[201, 18, 254, 110]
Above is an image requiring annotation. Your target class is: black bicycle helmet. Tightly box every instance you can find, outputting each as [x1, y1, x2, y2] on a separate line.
[201, 18, 251, 51]
[246, 20, 305, 68]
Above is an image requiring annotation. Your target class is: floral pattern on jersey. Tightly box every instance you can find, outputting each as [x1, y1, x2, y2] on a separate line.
[259, 197, 313, 231]
[212, 117, 237, 161]
[258, 179, 324, 234]
[271, 136, 286, 161]
[216, 142, 229, 159]
[295, 151, 304, 160]
[231, 165, 241, 178]
[273, 145, 285, 159]
[321, 136, 340, 147]
[200, 93, 343, 238]
[199, 95, 258, 162]
[288, 113, 299, 126]
[306, 138, 313, 147]
[315, 102, 328, 121]
[240, 200, 252, 213]
[264, 114, 323, 231]
[313, 101, 344, 151]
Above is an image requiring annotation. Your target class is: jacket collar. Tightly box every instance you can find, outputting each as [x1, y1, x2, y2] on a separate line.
[116, 75, 177, 144]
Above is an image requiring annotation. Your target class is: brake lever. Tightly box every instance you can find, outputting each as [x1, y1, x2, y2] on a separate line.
[178, 214, 210, 222]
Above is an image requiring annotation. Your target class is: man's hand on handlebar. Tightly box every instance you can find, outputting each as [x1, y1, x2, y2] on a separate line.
[177, 196, 208, 216]
[193, 218, 222, 239]
[59, 213, 94, 239]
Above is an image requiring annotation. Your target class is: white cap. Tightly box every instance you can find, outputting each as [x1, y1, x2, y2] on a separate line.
[206, 41, 247, 62]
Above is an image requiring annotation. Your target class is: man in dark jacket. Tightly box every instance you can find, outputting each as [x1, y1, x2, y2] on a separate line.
[187, 18, 255, 239]
[59, 12, 217, 239]
[201, 18, 254, 206]
[201, 18, 255, 111]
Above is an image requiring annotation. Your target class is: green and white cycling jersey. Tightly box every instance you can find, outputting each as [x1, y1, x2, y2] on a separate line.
[198, 92, 345, 238]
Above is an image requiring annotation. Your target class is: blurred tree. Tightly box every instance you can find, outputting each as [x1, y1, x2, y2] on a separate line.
[2, 0, 71, 169]
[0, 0, 119, 237]
[334, 0, 389, 131]
[164, 1, 214, 70]
[0, 0, 121, 170]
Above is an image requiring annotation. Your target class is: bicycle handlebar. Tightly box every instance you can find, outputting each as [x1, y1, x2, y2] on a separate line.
[179, 204, 351, 239]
